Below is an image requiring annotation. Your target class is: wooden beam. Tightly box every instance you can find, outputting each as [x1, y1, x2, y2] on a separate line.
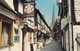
[0, 20, 2, 45]
[11, 21, 14, 45]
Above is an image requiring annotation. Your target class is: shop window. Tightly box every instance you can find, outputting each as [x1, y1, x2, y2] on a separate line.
[74, 0, 80, 23]
[2, 22, 11, 45]
[0, 19, 14, 47]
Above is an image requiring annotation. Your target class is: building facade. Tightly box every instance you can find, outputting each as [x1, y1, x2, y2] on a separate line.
[0, 0, 23, 51]
[0, 0, 51, 51]
[57, 0, 80, 51]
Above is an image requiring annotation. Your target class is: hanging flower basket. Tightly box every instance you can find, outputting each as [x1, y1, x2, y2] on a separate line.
[15, 18, 24, 27]
[19, 19, 24, 26]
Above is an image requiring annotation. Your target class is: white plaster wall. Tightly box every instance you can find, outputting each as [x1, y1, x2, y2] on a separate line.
[24, 32, 31, 51]
[68, 0, 72, 51]
[0, 39, 22, 51]
[61, 17, 70, 30]
[61, 16, 72, 51]
[19, 3, 23, 14]
[0, 28, 22, 51]
[24, 34, 27, 51]
[4, 0, 14, 10]
[32, 33, 34, 44]
[69, 18, 72, 51]
[65, 30, 69, 51]
[5, 0, 23, 14]
[73, 25, 80, 51]
[74, 0, 80, 22]
[33, 44, 37, 51]
[61, 0, 73, 51]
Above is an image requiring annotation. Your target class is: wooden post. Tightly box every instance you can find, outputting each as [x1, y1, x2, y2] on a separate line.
[0, 20, 2, 45]
[11, 21, 14, 45]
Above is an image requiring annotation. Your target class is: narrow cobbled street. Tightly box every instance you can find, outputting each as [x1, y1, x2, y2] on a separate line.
[40, 39, 62, 51]
[0, 0, 79, 51]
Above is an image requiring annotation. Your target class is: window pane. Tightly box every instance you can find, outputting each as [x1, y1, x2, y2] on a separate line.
[2, 22, 11, 45]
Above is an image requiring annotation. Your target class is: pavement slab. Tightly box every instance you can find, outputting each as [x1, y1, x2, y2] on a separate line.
[40, 39, 63, 51]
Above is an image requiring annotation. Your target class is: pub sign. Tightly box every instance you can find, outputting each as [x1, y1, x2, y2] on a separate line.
[23, 2, 35, 17]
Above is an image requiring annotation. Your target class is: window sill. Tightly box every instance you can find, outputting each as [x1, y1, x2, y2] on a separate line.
[0, 44, 14, 48]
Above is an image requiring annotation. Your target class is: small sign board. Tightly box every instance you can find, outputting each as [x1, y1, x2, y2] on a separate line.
[23, 2, 35, 17]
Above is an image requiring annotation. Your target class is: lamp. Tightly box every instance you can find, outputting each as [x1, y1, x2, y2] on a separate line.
[56, 0, 62, 5]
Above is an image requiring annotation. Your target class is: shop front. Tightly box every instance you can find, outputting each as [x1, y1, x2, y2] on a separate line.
[0, 3, 22, 51]
[0, 14, 14, 46]
[22, 24, 34, 51]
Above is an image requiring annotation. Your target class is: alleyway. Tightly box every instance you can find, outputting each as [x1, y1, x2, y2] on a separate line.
[40, 39, 63, 51]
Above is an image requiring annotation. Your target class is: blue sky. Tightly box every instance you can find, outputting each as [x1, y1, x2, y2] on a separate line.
[36, 0, 59, 25]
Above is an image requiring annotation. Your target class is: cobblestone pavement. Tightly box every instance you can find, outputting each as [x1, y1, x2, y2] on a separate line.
[40, 39, 63, 51]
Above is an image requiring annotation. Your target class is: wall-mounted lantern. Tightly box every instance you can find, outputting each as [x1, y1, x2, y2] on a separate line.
[56, 0, 62, 4]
